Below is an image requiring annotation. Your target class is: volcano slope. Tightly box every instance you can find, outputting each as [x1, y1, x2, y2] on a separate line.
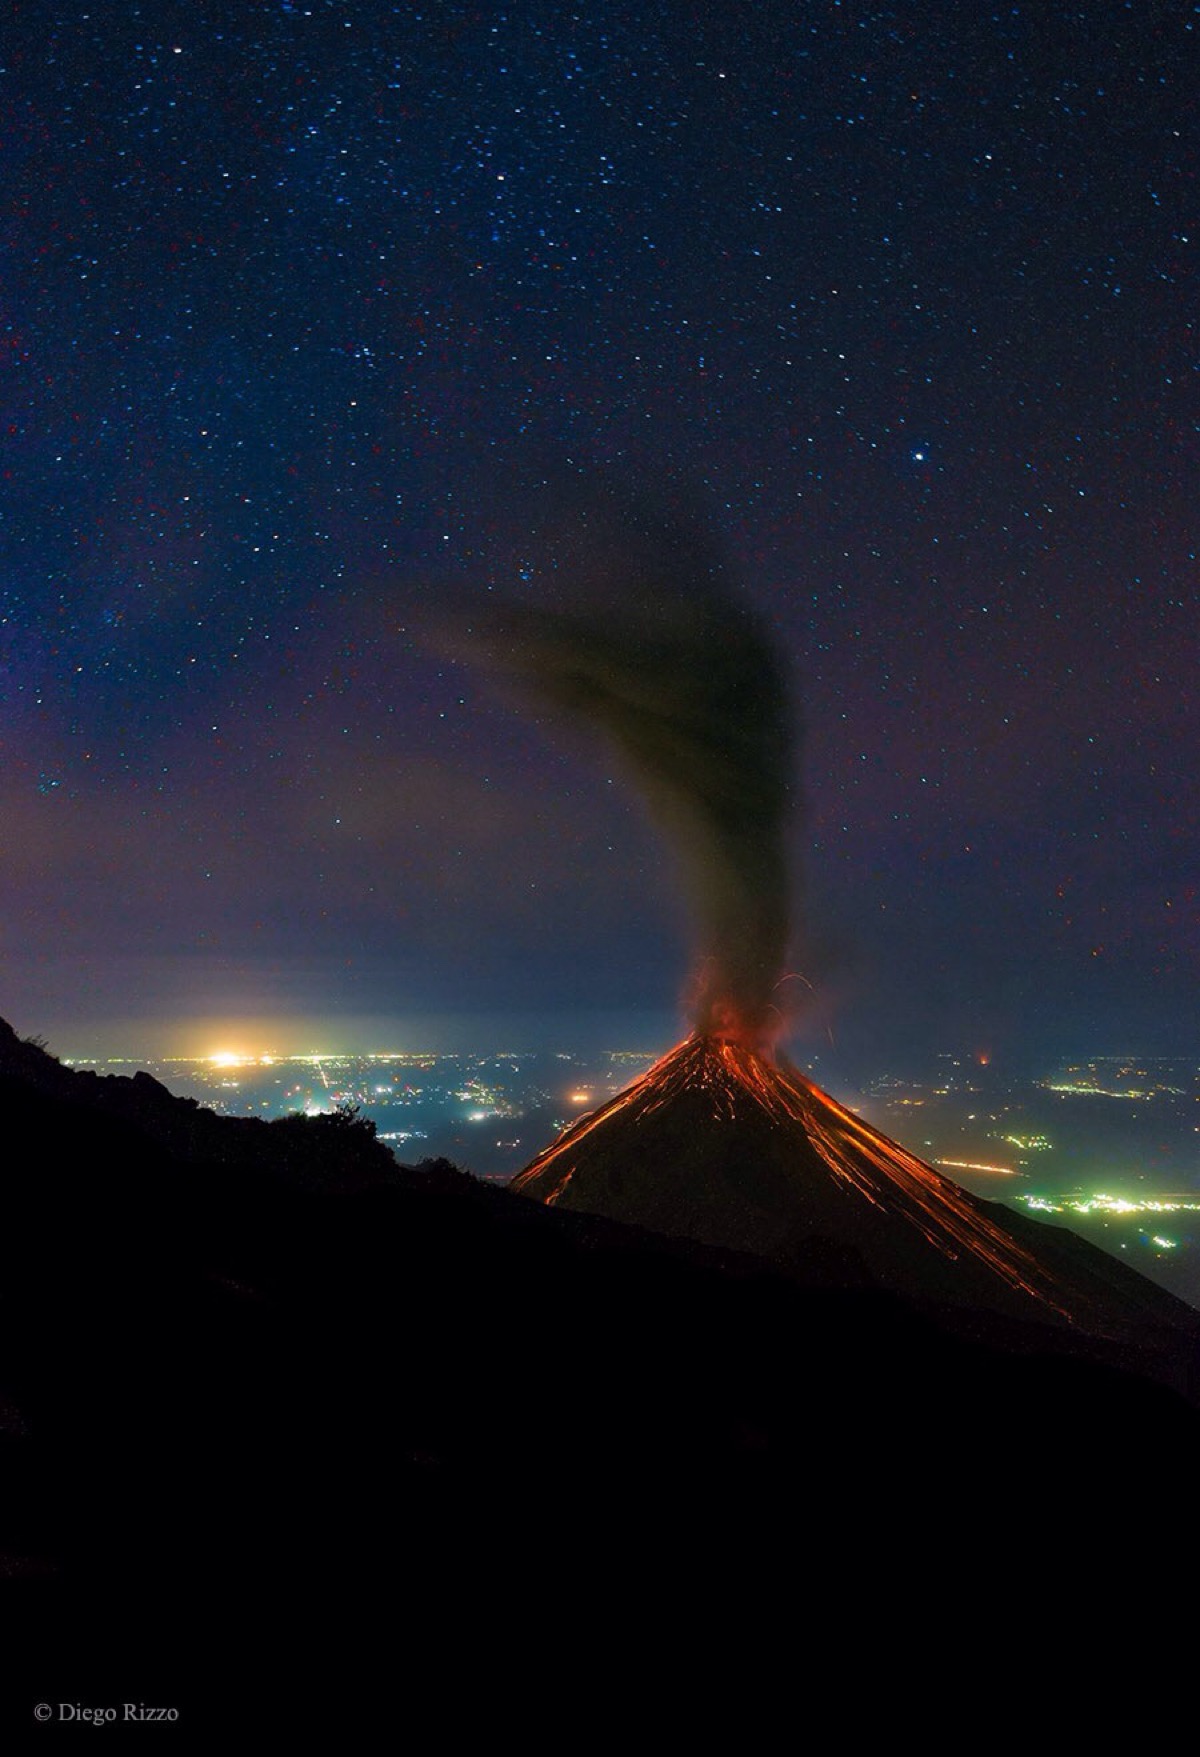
[512, 1034, 1199, 1362]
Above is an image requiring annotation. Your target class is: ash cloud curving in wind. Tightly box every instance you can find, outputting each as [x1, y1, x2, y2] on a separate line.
[448, 494, 799, 1049]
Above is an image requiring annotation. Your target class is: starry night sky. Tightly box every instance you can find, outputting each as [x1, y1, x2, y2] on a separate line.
[2, 2, 1195, 1064]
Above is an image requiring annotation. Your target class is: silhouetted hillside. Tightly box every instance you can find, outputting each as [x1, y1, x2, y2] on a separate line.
[2, 1018, 1197, 1731]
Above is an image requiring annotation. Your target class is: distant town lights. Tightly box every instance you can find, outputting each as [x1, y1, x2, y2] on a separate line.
[1017, 1192, 1200, 1218]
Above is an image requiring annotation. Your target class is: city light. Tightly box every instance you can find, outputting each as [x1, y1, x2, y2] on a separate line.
[1017, 1193, 1200, 1218]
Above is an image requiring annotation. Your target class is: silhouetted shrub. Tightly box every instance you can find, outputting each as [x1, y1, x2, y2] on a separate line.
[275, 1100, 377, 1138]
[412, 1156, 478, 1193]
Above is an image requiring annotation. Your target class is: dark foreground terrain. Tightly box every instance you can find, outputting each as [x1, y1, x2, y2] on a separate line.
[2, 1020, 1197, 1730]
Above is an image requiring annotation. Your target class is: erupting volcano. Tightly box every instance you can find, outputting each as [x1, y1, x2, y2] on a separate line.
[467, 495, 1195, 1347]
[512, 1032, 1190, 1337]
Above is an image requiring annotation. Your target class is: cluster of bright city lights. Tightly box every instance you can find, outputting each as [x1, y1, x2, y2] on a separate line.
[1044, 1057, 1188, 1101]
[1016, 1191, 1200, 1252]
[1017, 1193, 1200, 1217]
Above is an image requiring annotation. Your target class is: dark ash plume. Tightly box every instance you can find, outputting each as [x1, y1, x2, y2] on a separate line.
[451, 497, 797, 1048]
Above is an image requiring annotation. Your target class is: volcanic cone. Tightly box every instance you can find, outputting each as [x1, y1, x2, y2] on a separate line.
[513, 1033, 1195, 1343]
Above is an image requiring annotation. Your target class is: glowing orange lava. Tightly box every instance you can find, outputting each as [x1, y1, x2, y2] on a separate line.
[512, 1033, 1076, 1321]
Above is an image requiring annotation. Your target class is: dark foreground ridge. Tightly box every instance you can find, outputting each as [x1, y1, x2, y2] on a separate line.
[2, 1018, 1197, 1728]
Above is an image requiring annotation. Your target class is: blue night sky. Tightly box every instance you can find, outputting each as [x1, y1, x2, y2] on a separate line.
[1, 1, 1195, 1064]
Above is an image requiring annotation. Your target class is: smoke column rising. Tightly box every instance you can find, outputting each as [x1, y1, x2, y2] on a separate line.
[455, 499, 798, 1049]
